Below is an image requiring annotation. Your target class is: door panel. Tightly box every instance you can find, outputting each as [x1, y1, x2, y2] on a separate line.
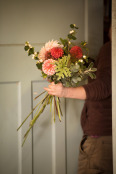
[0, 82, 20, 174]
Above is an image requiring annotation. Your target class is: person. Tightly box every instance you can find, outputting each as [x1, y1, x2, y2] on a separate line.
[44, 29, 112, 174]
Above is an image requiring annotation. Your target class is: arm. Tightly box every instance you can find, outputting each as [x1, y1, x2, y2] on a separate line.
[44, 82, 86, 100]
[83, 42, 111, 101]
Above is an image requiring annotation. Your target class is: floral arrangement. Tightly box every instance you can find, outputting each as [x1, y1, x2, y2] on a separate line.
[17, 24, 97, 146]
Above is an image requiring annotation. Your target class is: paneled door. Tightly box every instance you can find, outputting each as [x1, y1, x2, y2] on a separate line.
[0, 0, 103, 174]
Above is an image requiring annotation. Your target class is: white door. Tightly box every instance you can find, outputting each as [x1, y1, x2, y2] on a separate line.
[0, 0, 103, 174]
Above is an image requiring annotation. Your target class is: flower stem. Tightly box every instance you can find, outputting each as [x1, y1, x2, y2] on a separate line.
[22, 94, 50, 146]
[56, 97, 61, 122]
[17, 91, 48, 131]
[34, 91, 46, 100]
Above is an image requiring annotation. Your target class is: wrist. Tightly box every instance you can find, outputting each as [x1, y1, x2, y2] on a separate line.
[62, 86, 68, 98]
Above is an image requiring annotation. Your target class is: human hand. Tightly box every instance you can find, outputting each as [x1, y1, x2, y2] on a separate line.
[44, 82, 65, 98]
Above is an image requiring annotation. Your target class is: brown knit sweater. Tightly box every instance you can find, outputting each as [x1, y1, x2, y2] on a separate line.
[81, 41, 112, 136]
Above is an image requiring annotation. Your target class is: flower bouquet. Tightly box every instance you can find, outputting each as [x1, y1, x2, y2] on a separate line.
[17, 24, 97, 146]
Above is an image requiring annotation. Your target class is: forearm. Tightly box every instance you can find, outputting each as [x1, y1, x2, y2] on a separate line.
[63, 86, 86, 100]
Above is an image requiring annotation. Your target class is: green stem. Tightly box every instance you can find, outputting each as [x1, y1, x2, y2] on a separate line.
[30, 94, 50, 126]
[34, 91, 46, 100]
[17, 92, 48, 131]
[56, 97, 61, 122]
[58, 97, 63, 116]
[53, 96, 56, 122]
[22, 94, 50, 146]
[22, 126, 32, 147]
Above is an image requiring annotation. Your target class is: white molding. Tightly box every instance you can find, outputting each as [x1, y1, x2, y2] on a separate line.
[17, 82, 22, 174]
[0, 43, 45, 47]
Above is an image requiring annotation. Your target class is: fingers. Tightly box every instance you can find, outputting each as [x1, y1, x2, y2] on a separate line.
[44, 87, 55, 95]
[44, 82, 63, 96]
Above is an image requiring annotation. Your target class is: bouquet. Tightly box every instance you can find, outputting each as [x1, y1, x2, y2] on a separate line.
[17, 24, 97, 146]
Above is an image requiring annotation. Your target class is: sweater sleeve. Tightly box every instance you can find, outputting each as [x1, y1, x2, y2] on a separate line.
[83, 42, 111, 101]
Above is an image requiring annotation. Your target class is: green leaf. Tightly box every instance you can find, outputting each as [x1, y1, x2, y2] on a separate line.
[68, 34, 76, 40]
[88, 72, 96, 79]
[70, 24, 75, 28]
[60, 38, 68, 46]
[24, 46, 29, 51]
[74, 26, 79, 29]
[71, 76, 82, 83]
[34, 56, 39, 60]
[36, 62, 42, 70]
[81, 41, 87, 47]
[28, 47, 34, 56]
[41, 72, 47, 79]
[70, 24, 78, 30]
[90, 73, 96, 79]
[91, 68, 97, 72]
[70, 63, 80, 72]
[88, 62, 94, 69]
[71, 35, 77, 40]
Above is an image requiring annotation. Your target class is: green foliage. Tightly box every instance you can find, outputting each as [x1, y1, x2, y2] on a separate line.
[28, 47, 34, 56]
[88, 72, 96, 79]
[60, 38, 68, 46]
[68, 34, 76, 40]
[24, 42, 35, 57]
[36, 62, 42, 70]
[88, 62, 94, 68]
[70, 63, 80, 72]
[81, 41, 87, 47]
[55, 55, 71, 80]
[24, 45, 29, 51]
[42, 71, 47, 79]
[70, 24, 79, 29]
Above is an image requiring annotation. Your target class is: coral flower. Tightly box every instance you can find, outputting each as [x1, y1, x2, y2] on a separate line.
[70, 46, 83, 59]
[42, 59, 56, 76]
[51, 47, 64, 59]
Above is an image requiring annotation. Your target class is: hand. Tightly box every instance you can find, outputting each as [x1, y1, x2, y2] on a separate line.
[44, 82, 65, 98]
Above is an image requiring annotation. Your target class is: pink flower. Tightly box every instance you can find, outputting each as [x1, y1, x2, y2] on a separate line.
[42, 59, 56, 76]
[70, 46, 83, 59]
[51, 47, 64, 59]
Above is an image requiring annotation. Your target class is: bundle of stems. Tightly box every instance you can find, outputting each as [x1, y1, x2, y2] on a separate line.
[17, 91, 62, 146]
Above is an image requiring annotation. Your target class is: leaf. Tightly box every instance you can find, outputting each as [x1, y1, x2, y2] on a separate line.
[60, 38, 68, 46]
[81, 41, 87, 47]
[88, 62, 94, 69]
[71, 76, 82, 83]
[91, 68, 97, 72]
[28, 47, 34, 56]
[68, 34, 77, 40]
[74, 26, 79, 29]
[36, 62, 42, 70]
[88, 72, 96, 79]
[90, 73, 96, 79]
[41, 72, 47, 79]
[34, 56, 39, 60]
[70, 63, 80, 72]
[70, 24, 75, 28]
[24, 46, 29, 51]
